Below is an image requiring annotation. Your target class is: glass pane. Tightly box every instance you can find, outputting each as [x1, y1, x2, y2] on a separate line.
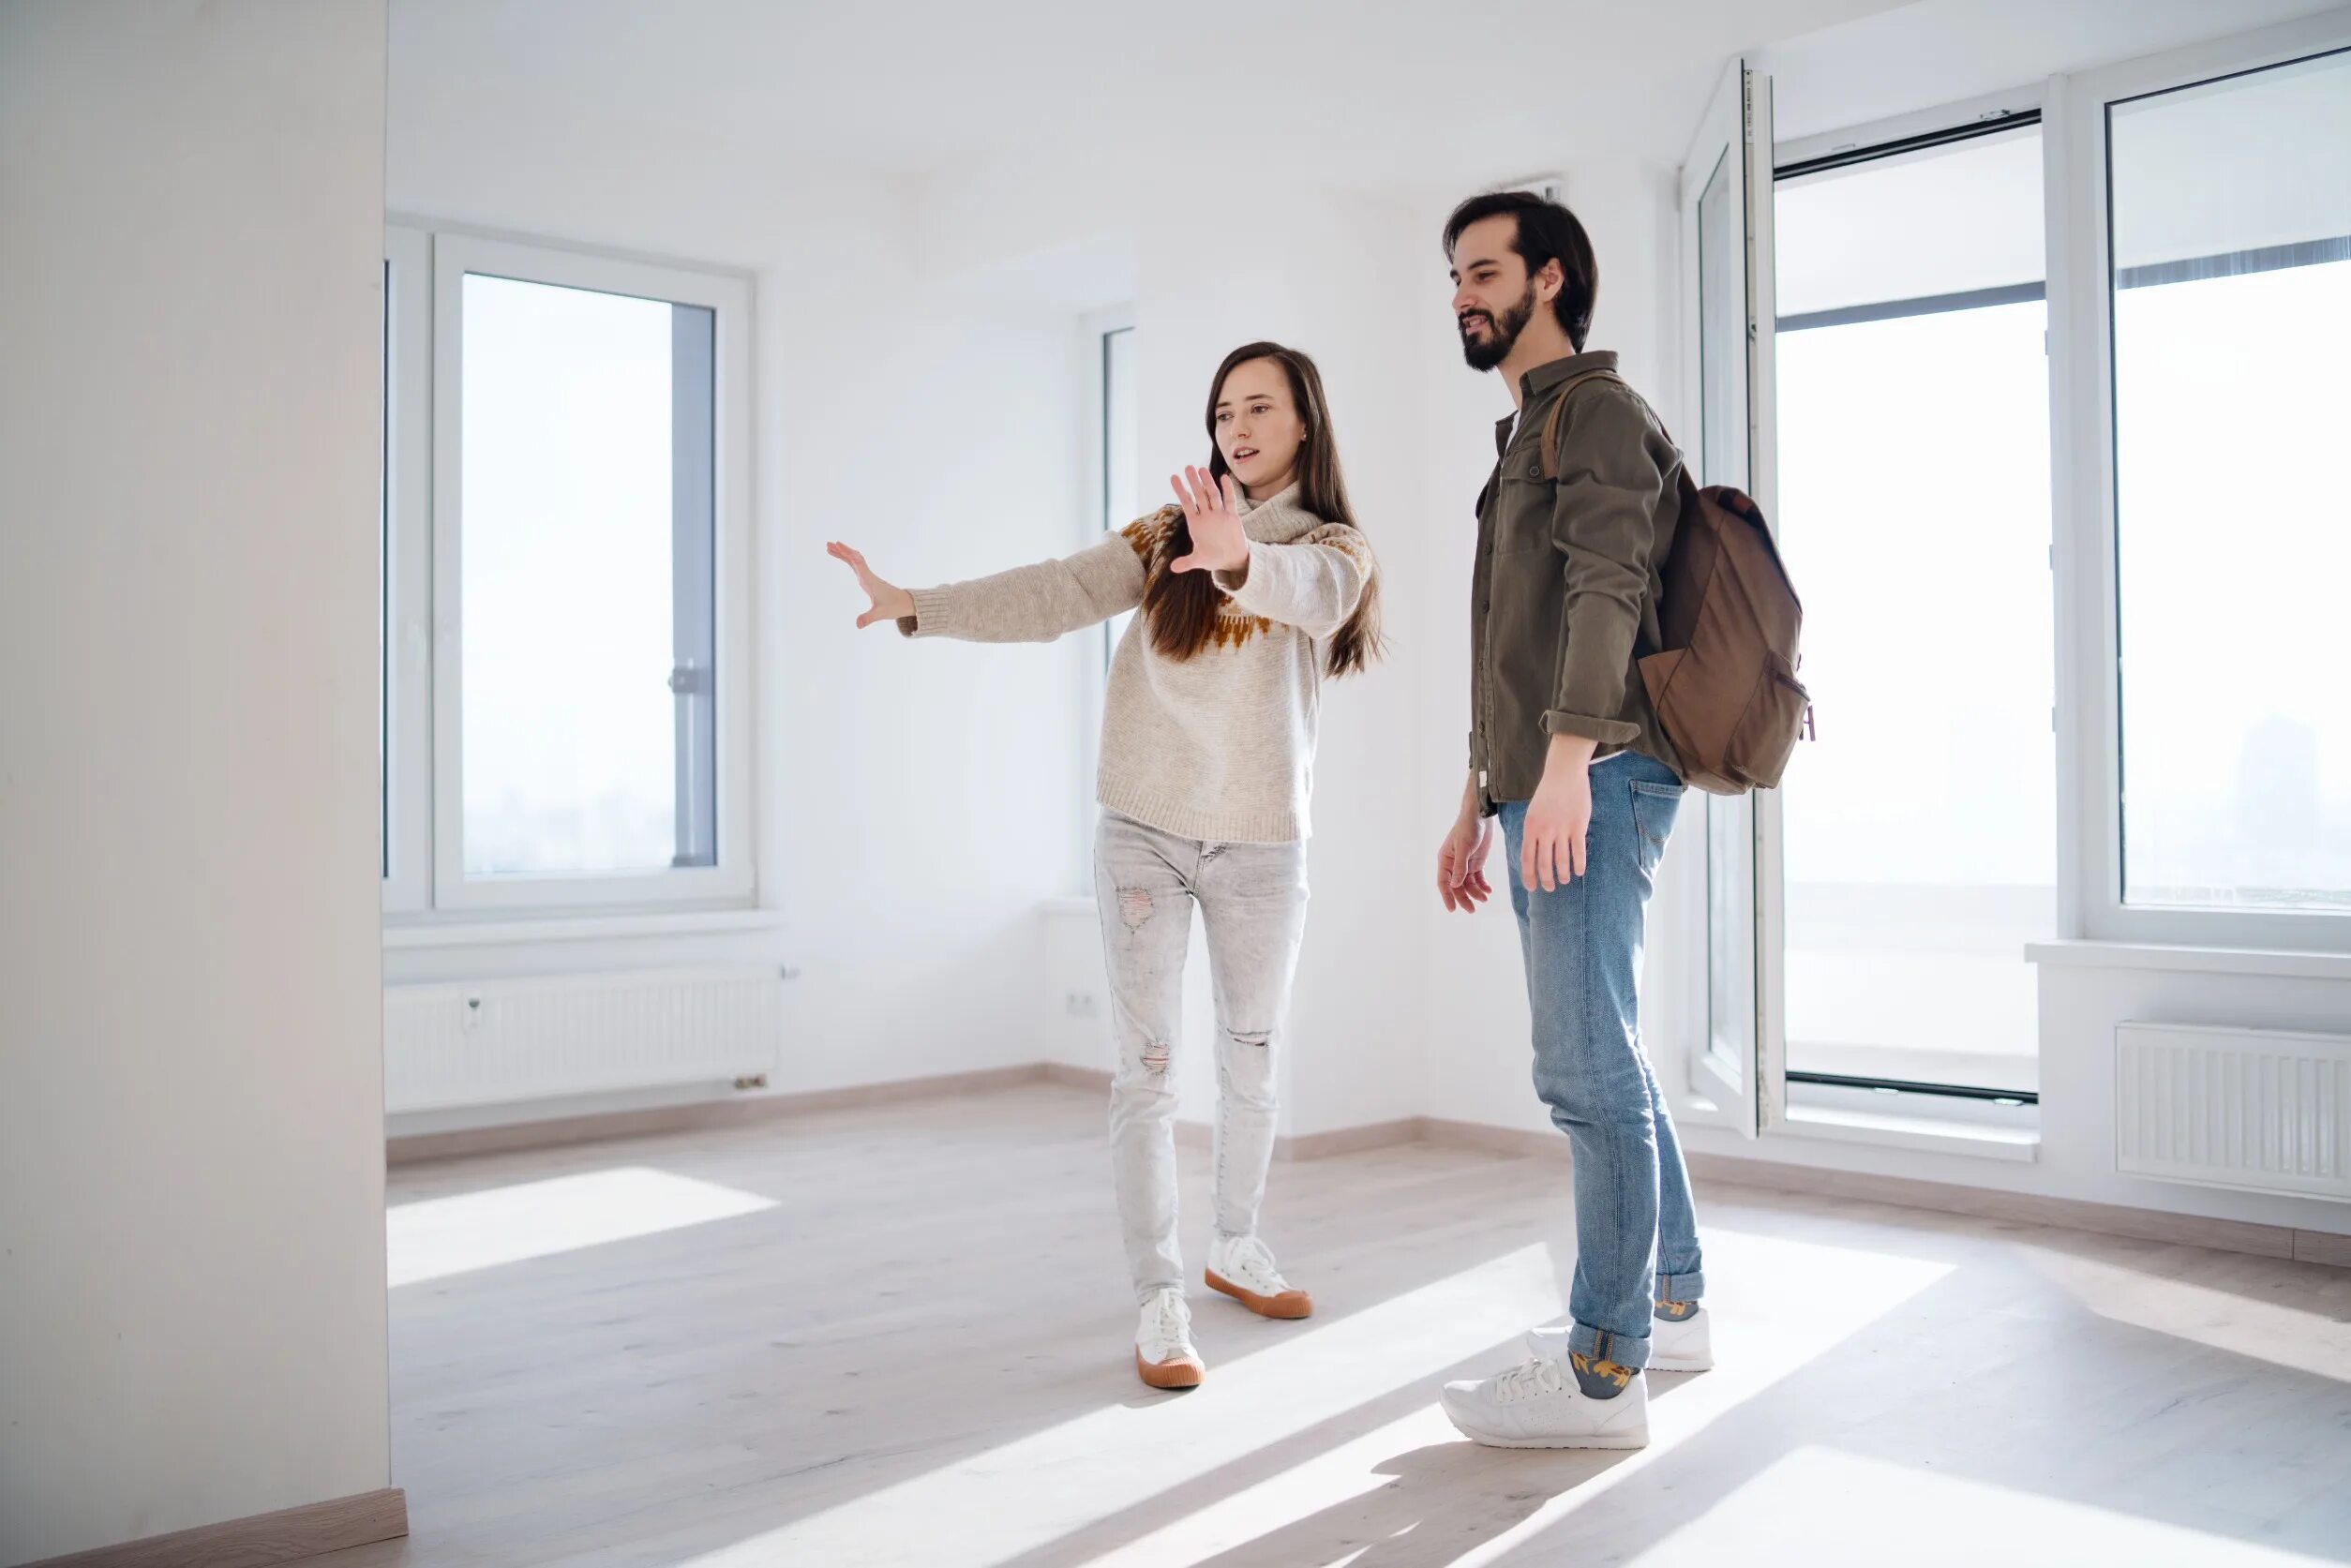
[1776, 126, 2044, 316]
[459, 273, 716, 878]
[1774, 127, 2054, 1096]
[1708, 796, 1756, 1081]
[2109, 49, 2351, 913]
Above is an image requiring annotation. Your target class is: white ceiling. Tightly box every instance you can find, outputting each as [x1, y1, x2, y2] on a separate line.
[389, 0, 1915, 187]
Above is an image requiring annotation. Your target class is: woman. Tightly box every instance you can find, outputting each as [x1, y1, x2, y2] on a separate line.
[827, 341, 1381, 1391]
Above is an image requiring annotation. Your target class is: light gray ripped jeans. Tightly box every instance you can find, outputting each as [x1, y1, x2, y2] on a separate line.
[1096, 809, 1309, 1303]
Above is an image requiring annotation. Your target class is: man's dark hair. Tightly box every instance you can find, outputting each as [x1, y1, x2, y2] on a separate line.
[1443, 190, 1598, 351]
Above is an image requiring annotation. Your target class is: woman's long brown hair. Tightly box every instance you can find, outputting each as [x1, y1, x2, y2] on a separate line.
[1139, 341, 1383, 679]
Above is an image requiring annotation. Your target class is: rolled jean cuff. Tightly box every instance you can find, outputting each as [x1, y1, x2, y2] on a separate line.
[1657, 1267, 1705, 1304]
[1571, 1322, 1651, 1372]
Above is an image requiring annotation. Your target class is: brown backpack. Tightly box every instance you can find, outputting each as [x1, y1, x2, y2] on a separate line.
[1539, 370, 1812, 796]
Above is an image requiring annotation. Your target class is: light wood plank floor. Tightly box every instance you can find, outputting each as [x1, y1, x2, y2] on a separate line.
[322, 1083, 2351, 1567]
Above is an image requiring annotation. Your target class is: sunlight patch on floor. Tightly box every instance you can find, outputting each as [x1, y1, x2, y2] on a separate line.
[386, 1165, 776, 1287]
[1092, 1228, 1954, 1566]
[676, 1228, 1954, 1568]
[2022, 1247, 2351, 1383]
[1625, 1446, 2340, 1566]
[675, 1241, 1571, 1567]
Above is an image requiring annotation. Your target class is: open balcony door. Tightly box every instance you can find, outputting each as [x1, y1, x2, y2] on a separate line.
[1677, 56, 1783, 1137]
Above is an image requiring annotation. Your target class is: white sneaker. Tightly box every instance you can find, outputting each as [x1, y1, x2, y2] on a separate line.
[1205, 1233, 1313, 1320]
[1134, 1287, 1205, 1390]
[1526, 1307, 1714, 1373]
[1440, 1354, 1650, 1449]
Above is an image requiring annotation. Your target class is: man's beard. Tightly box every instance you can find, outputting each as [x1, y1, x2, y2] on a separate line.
[1459, 281, 1537, 371]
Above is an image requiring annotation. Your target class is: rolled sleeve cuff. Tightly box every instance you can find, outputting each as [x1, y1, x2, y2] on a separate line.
[1542, 709, 1640, 748]
[898, 586, 958, 639]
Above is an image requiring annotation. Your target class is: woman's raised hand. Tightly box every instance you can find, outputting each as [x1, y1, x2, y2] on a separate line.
[1167, 466, 1250, 575]
[826, 541, 917, 630]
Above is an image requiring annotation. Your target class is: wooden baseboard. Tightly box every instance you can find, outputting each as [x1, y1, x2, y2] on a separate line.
[1681, 1150, 2320, 1262]
[1415, 1116, 2351, 1268]
[22, 1487, 406, 1568]
[1417, 1116, 1565, 1160]
[2295, 1229, 2351, 1267]
[1031, 1067, 1420, 1161]
[388, 1066, 1056, 1165]
[1279, 1118, 1425, 1161]
[384, 1070, 2349, 1271]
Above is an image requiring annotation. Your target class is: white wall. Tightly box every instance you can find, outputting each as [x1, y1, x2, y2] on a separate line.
[0, 4, 394, 1561]
[384, 71, 1095, 1101]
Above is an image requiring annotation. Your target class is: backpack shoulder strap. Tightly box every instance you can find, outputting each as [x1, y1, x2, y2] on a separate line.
[1535, 367, 1633, 480]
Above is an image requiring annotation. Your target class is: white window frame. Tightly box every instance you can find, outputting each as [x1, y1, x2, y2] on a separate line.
[382, 221, 757, 920]
[1076, 305, 1136, 890]
[1670, 56, 1777, 1137]
[382, 225, 434, 916]
[2049, 8, 2351, 954]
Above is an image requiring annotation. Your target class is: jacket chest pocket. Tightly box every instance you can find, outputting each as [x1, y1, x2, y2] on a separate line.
[1493, 457, 1556, 558]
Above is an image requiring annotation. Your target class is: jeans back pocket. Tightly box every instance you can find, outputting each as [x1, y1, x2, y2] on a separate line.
[1628, 779, 1686, 874]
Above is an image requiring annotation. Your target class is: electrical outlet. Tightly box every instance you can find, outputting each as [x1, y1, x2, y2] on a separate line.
[1065, 991, 1099, 1018]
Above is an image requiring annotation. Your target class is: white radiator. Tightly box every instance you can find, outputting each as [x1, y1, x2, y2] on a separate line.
[2115, 1022, 2351, 1202]
[384, 966, 786, 1114]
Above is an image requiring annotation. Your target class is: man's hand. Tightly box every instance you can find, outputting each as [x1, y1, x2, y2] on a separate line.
[1520, 734, 1598, 892]
[1438, 810, 1495, 913]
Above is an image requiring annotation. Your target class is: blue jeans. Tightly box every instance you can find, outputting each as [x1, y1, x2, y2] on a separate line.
[1499, 750, 1704, 1371]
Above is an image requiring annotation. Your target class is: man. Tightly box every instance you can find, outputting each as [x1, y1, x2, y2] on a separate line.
[1431, 190, 1711, 1451]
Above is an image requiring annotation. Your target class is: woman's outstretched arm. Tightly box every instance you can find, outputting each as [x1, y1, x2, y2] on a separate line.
[827, 525, 1152, 644]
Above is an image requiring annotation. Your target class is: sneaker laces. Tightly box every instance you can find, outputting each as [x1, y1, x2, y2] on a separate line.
[1225, 1235, 1288, 1291]
[1144, 1290, 1193, 1355]
[1492, 1354, 1567, 1405]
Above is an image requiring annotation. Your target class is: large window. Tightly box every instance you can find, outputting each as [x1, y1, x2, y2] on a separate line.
[455, 275, 716, 879]
[1664, 21, 2351, 1144]
[382, 228, 754, 918]
[1774, 122, 2054, 1098]
[2106, 47, 2351, 917]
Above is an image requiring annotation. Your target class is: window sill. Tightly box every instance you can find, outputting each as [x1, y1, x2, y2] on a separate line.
[383, 909, 783, 950]
[2026, 940, 2351, 982]
[1774, 1105, 2041, 1163]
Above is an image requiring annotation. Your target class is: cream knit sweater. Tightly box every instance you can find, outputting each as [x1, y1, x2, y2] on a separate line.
[900, 484, 1372, 844]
